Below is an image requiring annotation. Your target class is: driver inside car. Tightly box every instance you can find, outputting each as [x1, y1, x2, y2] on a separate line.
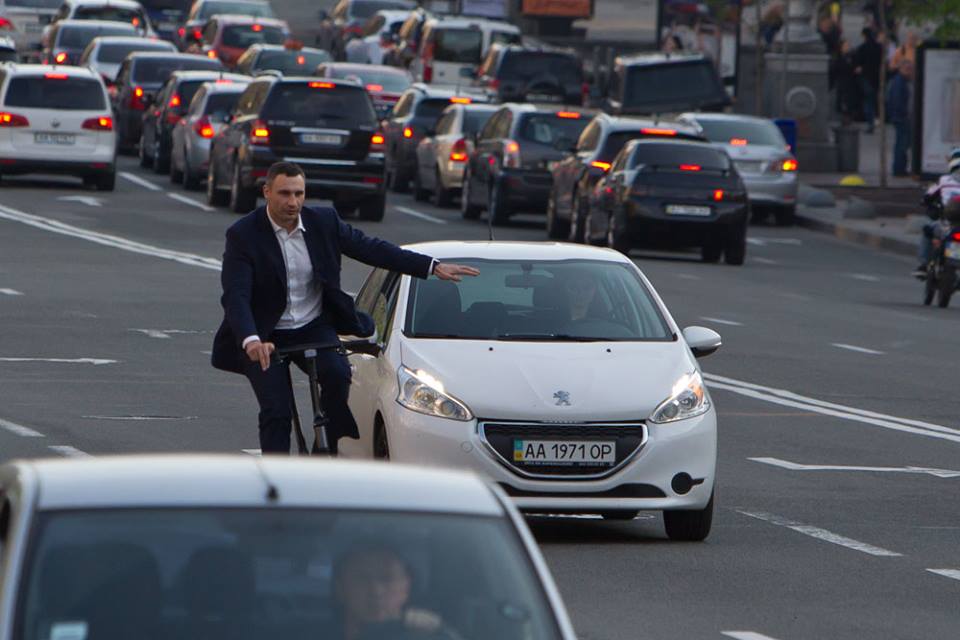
[562, 271, 603, 324]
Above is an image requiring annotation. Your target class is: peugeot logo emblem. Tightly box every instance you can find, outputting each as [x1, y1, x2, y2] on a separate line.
[553, 390, 571, 406]
[51, 120, 61, 129]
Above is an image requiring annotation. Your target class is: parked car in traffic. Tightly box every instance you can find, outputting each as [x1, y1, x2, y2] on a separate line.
[206, 75, 387, 218]
[79, 34, 177, 85]
[0, 455, 578, 640]
[317, 0, 414, 60]
[603, 53, 730, 116]
[44, 0, 155, 39]
[0, 0, 59, 62]
[138, 69, 246, 172]
[112, 51, 223, 150]
[473, 44, 587, 106]
[413, 102, 497, 206]
[314, 61, 412, 120]
[586, 138, 749, 264]
[548, 113, 705, 241]
[42, 18, 136, 65]
[410, 16, 520, 85]
[677, 112, 799, 225]
[0, 63, 116, 189]
[170, 76, 248, 188]
[198, 14, 289, 69]
[175, 0, 275, 50]
[234, 42, 330, 76]
[461, 103, 592, 225]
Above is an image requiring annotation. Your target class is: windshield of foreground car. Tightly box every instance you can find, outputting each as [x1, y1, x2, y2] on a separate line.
[17, 508, 561, 640]
[406, 259, 672, 341]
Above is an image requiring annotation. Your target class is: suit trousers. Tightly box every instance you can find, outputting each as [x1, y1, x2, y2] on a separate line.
[241, 317, 352, 454]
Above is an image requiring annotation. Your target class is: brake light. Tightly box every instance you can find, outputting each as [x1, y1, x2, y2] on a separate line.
[782, 158, 798, 171]
[178, 26, 186, 37]
[402, 126, 413, 139]
[365, 84, 383, 92]
[44, 73, 68, 80]
[730, 138, 747, 146]
[0, 17, 13, 30]
[641, 127, 677, 136]
[82, 116, 113, 131]
[193, 28, 202, 40]
[130, 86, 146, 110]
[250, 120, 269, 145]
[0, 112, 29, 127]
[296, 55, 306, 65]
[132, 17, 140, 27]
[194, 116, 215, 138]
[679, 164, 701, 171]
[370, 132, 386, 152]
[309, 81, 335, 89]
[713, 189, 724, 201]
[54, 52, 68, 64]
[556, 111, 581, 119]
[168, 93, 181, 108]
[251, 24, 263, 32]
[207, 50, 218, 59]
[590, 161, 611, 172]
[503, 139, 521, 169]
[450, 96, 471, 104]
[449, 138, 468, 162]
[952, 231, 960, 242]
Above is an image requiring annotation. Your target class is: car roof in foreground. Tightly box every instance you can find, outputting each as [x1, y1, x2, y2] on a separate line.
[69, 0, 144, 8]
[681, 112, 775, 125]
[403, 241, 633, 264]
[7, 455, 504, 515]
[6, 63, 100, 78]
[91, 35, 174, 46]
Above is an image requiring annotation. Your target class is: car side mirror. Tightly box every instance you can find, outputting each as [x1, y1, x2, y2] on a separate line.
[682, 326, 722, 358]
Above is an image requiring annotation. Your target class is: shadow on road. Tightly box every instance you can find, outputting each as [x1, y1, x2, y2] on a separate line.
[525, 514, 668, 544]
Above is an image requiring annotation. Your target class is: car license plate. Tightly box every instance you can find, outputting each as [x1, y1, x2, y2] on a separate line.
[666, 204, 711, 216]
[525, 93, 561, 103]
[300, 133, 342, 145]
[513, 440, 616, 466]
[945, 242, 960, 260]
[34, 133, 75, 145]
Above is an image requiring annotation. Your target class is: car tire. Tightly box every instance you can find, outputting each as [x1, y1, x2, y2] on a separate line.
[774, 204, 796, 227]
[182, 155, 200, 191]
[569, 193, 587, 243]
[229, 161, 257, 213]
[723, 222, 747, 266]
[701, 242, 722, 263]
[460, 168, 482, 219]
[488, 180, 511, 226]
[170, 155, 184, 184]
[138, 135, 153, 168]
[432, 168, 452, 207]
[387, 155, 409, 193]
[373, 420, 390, 460]
[663, 490, 714, 542]
[600, 510, 639, 521]
[206, 162, 228, 206]
[923, 269, 936, 306]
[605, 208, 630, 255]
[357, 193, 386, 221]
[937, 266, 955, 308]
[749, 205, 768, 225]
[153, 137, 170, 174]
[412, 167, 429, 201]
[545, 190, 568, 239]
[95, 171, 115, 192]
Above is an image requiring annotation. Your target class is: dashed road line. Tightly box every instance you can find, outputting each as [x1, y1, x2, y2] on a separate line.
[738, 510, 902, 557]
[831, 343, 885, 355]
[927, 569, 960, 582]
[395, 206, 447, 225]
[848, 273, 880, 282]
[0, 288, 23, 296]
[675, 273, 701, 280]
[749, 456, 960, 478]
[242, 448, 262, 456]
[0, 357, 116, 365]
[0, 417, 44, 437]
[119, 171, 162, 191]
[722, 632, 782, 640]
[700, 316, 743, 326]
[48, 445, 91, 457]
[751, 257, 779, 265]
[167, 192, 215, 212]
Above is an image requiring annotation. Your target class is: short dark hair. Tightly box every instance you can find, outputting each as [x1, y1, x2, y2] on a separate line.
[265, 161, 305, 185]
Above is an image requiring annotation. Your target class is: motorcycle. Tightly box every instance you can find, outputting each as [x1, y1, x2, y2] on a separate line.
[921, 195, 960, 308]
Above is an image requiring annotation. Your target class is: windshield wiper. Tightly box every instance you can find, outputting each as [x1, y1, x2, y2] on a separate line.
[495, 333, 603, 342]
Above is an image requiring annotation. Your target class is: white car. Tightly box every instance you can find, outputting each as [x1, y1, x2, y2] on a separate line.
[0, 64, 115, 189]
[411, 16, 521, 85]
[355, 8, 408, 65]
[0, 455, 576, 640]
[342, 241, 722, 540]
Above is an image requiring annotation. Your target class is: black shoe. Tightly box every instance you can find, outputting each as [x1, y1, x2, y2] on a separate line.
[912, 265, 927, 278]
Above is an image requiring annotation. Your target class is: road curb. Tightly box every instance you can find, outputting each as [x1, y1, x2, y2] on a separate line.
[796, 210, 917, 258]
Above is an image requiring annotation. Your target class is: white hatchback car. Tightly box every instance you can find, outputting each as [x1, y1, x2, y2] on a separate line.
[0, 455, 576, 640]
[342, 242, 722, 540]
[0, 64, 115, 189]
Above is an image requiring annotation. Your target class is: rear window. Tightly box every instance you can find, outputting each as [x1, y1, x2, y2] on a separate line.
[695, 118, 786, 147]
[132, 57, 223, 84]
[97, 41, 174, 63]
[222, 24, 285, 48]
[431, 28, 482, 63]
[623, 62, 726, 111]
[413, 97, 453, 121]
[516, 113, 590, 146]
[204, 90, 243, 117]
[140, 0, 192, 9]
[173, 80, 209, 111]
[57, 25, 137, 49]
[464, 108, 495, 134]
[630, 143, 730, 170]
[198, 0, 274, 19]
[490, 30, 521, 46]
[4, 76, 105, 110]
[350, 0, 415, 19]
[326, 67, 411, 93]
[254, 49, 331, 74]
[0, 51, 17, 63]
[6, 0, 60, 7]
[263, 84, 376, 126]
[74, 7, 145, 25]
[499, 52, 582, 83]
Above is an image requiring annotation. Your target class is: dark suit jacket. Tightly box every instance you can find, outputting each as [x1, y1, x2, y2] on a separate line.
[211, 205, 434, 374]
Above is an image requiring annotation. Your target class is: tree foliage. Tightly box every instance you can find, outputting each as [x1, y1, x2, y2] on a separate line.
[894, 0, 960, 40]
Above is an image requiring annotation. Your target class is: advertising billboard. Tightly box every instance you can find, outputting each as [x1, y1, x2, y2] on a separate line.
[916, 45, 960, 176]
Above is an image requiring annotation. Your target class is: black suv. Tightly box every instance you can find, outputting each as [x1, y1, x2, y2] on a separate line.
[547, 113, 705, 241]
[206, 75, 387, 218]
[460, 103, 592, 226]
[139, 71, 247, 173]
[473, 45, 586, 106]
[382, 82, 486, 193]
[603, 53, 729, 116]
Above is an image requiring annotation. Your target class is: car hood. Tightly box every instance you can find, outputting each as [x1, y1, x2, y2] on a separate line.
[400, 339, 695, 422]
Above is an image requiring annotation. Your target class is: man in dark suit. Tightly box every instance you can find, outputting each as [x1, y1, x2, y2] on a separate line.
[212, 162, 478, 454]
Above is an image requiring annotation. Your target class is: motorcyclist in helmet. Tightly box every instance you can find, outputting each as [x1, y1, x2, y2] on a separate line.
[915, 149, 960, 277]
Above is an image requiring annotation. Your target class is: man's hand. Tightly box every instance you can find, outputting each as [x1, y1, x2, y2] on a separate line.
[244, 340, 275, 371]
[433, 262, 480, 282]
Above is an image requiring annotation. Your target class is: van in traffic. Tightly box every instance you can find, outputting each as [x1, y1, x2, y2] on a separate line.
[410, 16, 520, 85]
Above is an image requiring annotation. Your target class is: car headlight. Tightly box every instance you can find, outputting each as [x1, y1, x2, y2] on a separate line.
[397, 366, 473, 421]
[648, 371, 709, 424]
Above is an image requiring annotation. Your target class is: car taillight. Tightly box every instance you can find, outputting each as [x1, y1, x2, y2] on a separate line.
[168, 93, 181, 108]
[713, 189, 724, 202]
[0, 17, 14, 30]
[178, 26, 186, 37]
[402, 126, 413, 139]
[194, 116, 215, 138]
[308, 81, 334, 88]
[449, 96, 471, 104]
[0, 112, 29, 127]
[679, 164, 701, 172]
[449, 138, 468, 162]
[193, 28, 202, 40]
[952, 231, 960, 242]
[54, 52, 68, 64]
[250, 120, 269, 145]
[423, 63, 432, 83]
[503, 139, 521, 169]
[370, 132, 386, 152]
[82, 116, 113, 131]
[641, 127, 677, 136]
[44, 72, 68, 79]
[590, 160, 611, 172]
[556, 111, 580, 119]
[782, 158, 798, 171]
[207, 49, 218, 59]
[366, 83, 383, 92]
[130, 86, 146, 110]
[730, 138, 747, 146]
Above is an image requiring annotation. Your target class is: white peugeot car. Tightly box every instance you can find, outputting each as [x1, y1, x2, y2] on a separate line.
[342, 242, 722, 541]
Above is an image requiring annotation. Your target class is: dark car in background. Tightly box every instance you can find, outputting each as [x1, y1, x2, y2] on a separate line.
[314, 62, 412, 119]
[603, 53, 730, 116]
[460, 103, 592, 226]
[234, 43, 331, 75]
[548, 113, 705, 241]
[381, 6, 430, 69]
[113, 51, 224, 149]
[139, 69, 246, 172]
[206, 76, 387, 218]
[586, 139, 748, 264]
[198, 14, 288, 69]
[318, 0, 415, 60]
[79, 35, 177, 87]
[473, 45, 586, 107]
[43, 19, 136, 65]
[175, 0, 274, 49]
[140, 0, 192, 41]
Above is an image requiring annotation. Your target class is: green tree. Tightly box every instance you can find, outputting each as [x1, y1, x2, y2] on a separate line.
[894, 0, 960, 40]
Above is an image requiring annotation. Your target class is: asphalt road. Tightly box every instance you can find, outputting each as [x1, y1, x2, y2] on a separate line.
[1, 156, 959, 640]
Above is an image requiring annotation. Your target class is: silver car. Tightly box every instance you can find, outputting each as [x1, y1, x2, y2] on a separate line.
[79, 35, 176, 85]
[678, 112, 799, 225]
[0, 0, 59, 61]
[170, 78, 249, 189]
[413, 101, 497, 207]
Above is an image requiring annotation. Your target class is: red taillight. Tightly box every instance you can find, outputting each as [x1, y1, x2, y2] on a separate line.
[168, 93, 181, 108]
[366, 83, 383, 92]
[132, 17, 140, 27]
[207, 50, 218, 59]
[713, 189, 724, 201]
[950, 231, 960, 241]
[782, 158, 798, 171]
[44, 73, 68, 80]
[0, 112, 29, 127]
[251, 24, 263, 32]
[503, 139, 521, 168]
[641, 127, 677, 136]
[178, 26, 186, 37]
[449, 96, 471, 104]
[309, 81, 335, 89]
[130, 86, 145, 110]
[370, 132, 386, 152]
[730, 138, 748, 146]
[194, 116, 215, 138]
[449, 138, 468, 162]
[250, 120, 269, 145]
[556, 111, 580, 119]
[193, 28, 202, 40]
[590, 160, 611, 172]
[0, 17, 14, 30]
[82, 116, 113, 131]
[54, 52, 68, 64]
[402, 126, 413, 139]
[296, 55, 305, 65]
[679, 164, 701, 172]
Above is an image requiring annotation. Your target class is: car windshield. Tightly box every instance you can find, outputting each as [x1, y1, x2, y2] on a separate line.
[630, 142, 730, 171]
[97, 41, 174, 63]
[406, 259, 671, 341]
[350, 0, 415, 19]
[57, 25, 137, 49]
[16, 508, 561, 640]
[517, 113, 590, 147]
[623, 61, 726, 111]
[3, 76, 105, 110]
[327, 66, 410, 93]
[254, 49, 331, 73]
[198, 0, 274, 19]
[499, 52, 582, 83]
[263, 84, 376, 126]
[222, 24, 285, 48]
[432, 28, 482, 63]
[203, 90, 243, 118]
[131, 57, 223, 84]
[694, 118, 786, 147]
[74, 7, 145, 26]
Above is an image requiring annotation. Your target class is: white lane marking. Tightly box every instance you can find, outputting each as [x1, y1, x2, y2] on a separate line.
[48, 445, 91, 458]
[167, 192, 215, 212]
[927, 569, 960, 581]
[747, 237, 802, 246]
[0, 204, 221, 271]
[395, 206, 447, 225]
[130, 328, 209, 339]
[242, 448, 262, 456]
[57, 195, 103, 207]
[722, 633, 783, 640]
[700, 316, 743, 326]
[0, 288, 23, 296]
[848, 273, 880, 282]
[675, 273, 701, 280]
[0, 357, 116, 365]
[749, 457, 960, 479]
[119, 171, 162, 191]
[751, 257, 779, 265]
[0, 417, 44, 437]
[832, 343, 886, 355]
[738, 510, 902, 557]
[82, 415, 198, 421]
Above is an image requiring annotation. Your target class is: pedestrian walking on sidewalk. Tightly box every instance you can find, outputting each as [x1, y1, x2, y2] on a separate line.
[887, 59, 914, 176]
[854, 28, 882, 132]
